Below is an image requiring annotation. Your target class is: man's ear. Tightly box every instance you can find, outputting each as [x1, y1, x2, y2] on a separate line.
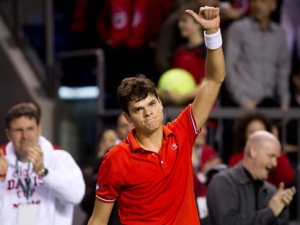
[249, 146, 257, 158]
[123, 112, 132, 123]
[157, 97, 163, 111]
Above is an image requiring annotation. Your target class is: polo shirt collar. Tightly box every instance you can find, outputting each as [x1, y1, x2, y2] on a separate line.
[126, 126, 174, 153]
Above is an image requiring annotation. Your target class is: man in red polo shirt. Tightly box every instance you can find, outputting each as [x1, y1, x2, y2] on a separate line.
[88, 6, 225, 225]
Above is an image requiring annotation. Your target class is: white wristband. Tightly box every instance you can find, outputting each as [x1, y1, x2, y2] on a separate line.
[204, 28, 222, 50]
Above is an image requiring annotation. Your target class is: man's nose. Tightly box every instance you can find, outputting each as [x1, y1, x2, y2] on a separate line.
[144, 107, 152, 117]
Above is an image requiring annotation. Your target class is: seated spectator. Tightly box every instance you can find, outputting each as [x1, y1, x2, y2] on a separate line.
[224, 0, 290, 110]
[228, 112, 295, 187]
[207, 130, 296, 225]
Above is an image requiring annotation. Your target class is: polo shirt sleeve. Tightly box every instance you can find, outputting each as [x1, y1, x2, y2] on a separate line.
[95, 154, 121, 203]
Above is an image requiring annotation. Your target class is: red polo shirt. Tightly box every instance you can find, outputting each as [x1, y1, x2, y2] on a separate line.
[96, 105, 201, 224]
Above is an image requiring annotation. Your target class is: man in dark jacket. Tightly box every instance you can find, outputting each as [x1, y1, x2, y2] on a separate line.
[207, 130, 296, 225]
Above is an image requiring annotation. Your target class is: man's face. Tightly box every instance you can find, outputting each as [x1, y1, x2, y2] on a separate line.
[125, 94, 163, 134]
[100, 129, 118, 150]
[252, 141, 280, 180]
[250, 0, 275, 22]
[6, 116, 41, 157]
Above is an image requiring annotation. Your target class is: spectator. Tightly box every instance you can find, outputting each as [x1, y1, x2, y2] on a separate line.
[192, 125, 223, 221]
[158, 8, 219, 140]
[155, 0, 219, 75]
[159, 7, 206, 105]
[173, 7, 206, 84]
[207, 130, 296, 225]
[81, 115, 134, 224]
[192, 125, 222, 198]
[81, 127, 120, 225]
[283, 62, 300, 220]
[0, 104, 85, 225]
[87, 6, 225, 224]
[96, 128, 118, 158]
[224, 0, 290, 110]
[159, 6, 207, 105]
[228, 112, 295, 187]
[284, 63, 300, 154]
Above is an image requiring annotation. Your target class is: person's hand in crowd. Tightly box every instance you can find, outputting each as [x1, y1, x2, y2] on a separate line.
[269, 182, 296, 217]
[0, 148, 8, 181]
[186, 6, 220, 34]
[28, 146, 45, 175]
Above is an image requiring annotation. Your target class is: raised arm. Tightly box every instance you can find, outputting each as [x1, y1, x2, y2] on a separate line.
[186, 7, 225, 130]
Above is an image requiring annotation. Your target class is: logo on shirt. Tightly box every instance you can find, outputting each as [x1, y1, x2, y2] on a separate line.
[96, 184, 102, 190]
[171, 143, 178, 150]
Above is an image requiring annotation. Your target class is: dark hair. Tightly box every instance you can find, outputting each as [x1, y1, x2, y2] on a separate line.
[117, 74, 159, 114]
[233, 112, 273, 153]
[6, 105, 40, 129]
[12, 100, 42, 119]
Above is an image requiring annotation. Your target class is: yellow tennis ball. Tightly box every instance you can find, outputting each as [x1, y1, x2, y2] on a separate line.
[158, 68, 196, 95]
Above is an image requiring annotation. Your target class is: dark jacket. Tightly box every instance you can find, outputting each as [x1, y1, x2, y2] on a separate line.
[207, 163, 289, 225]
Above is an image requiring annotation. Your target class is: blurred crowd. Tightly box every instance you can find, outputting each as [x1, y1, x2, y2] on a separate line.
[71, 0, 299, 223]
[2, 0, 299, 224]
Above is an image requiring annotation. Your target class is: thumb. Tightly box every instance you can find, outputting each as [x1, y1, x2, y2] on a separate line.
[185, 10, 200, 22]
[0, 148, 4, 157]
[278, 182, 285, 191]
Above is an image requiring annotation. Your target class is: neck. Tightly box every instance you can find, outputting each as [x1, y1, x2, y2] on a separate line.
[17, 156, 29, 163]
[135, 129, 163, 153]
[255, 17, 270, 30]
[15, 149, 29, 163]
[242, 160, 256, 180]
